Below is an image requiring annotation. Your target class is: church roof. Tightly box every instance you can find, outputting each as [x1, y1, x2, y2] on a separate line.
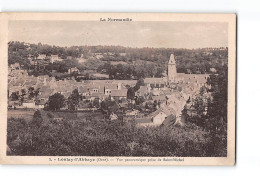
[144, 77, 166, 84]
[168, 54, 176, 65]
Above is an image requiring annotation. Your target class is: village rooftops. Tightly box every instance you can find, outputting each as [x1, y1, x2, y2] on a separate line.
[144, 77, 166, 84]
[162, 114, 176, 126]
[105, 83, 119, 90]
[111, 89, 127, 97]
[78, 86, 90, 94]
[146, 105, 176, 119]
[37, 54, 47, 60]
[11, 79, 26, 87]
[38, 89, 55, 99]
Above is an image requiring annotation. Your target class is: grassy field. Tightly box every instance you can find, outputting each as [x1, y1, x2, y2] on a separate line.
[7, 110, 104, 122]
[8, 110, 35, 121]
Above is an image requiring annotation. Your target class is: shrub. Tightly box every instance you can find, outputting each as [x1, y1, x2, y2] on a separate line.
[7, 118, 225, 156]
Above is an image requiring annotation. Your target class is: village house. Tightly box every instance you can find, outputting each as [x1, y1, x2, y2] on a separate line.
[90, 73, 109, 79]
[35, 54, 50, 66]
[110, 112, 118, 120]
[67, 56, 73, 60]
[95, 54, 104, 60]
[22, 100, 36, 108]
[68, 67, 80, 74]
[10, 63, 20, 70]
[119, 53, 127, 56]
[50, 55, 63, 63]
[77, 57, 86, 63]
[125, 109, 140, 118]
[8, 53, 210, 116]
[134, 53, 210, 127]
[37, 54, 46, 60]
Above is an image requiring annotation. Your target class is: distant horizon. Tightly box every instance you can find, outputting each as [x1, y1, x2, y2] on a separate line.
[8, 40, 228, 50]
[9, 21, 228, 49]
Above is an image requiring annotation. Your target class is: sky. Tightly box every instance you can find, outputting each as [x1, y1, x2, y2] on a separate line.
[9, 21, 228, 49]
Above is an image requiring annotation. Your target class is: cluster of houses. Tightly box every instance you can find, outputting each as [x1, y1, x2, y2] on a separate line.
[8, 63, 136, 109]
[28, 54, 64, 66]
[27, 51, 126, 66]
[132, 54, 210, 127]
[8, 53, 211, 127]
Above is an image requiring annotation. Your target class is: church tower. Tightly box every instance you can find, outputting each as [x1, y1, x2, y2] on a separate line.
[168, 53, 177, 82]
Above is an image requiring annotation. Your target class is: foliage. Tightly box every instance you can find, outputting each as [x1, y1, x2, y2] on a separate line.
[134, 78, 145, 91]
[8, 41, 227, 78]
[127, 78, 145, 100]
[32, 110, 43, 127]
[92, 98, 100, 108]
[47, 93, 66, 111]
[127, 87, 135, 100]
[135, 96, 145, 105]
[10, 92, 19, 101]
[181, 65, 228, 156]
[7, 116, 227, 156]
[68, 89, 81, 111]
[100, 97, 119, 115]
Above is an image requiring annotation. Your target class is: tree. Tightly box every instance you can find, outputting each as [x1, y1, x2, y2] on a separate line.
[47, 93, 66, 111]
[127, 87, 135, 100]
[19, 89, 26, 103]
[134, 78, 144, 91]
[199, 86, 207, 96]
[153, 100, 159, 110]
[181, 105, 189, 123]
[35, 88, 40, 98]
[206, 66, 228, 133]
[10, 92, 19, 101]
[135, 96, 145, 105]
[28, 87, 35, 99]
[201, 67, 228, 156]
[100, 97, 119, 115]
[156, 67, 163, 77]
[68, 89, 81, 111]
[93, 98, 100, 108]
[32, 110, 43, 127]
[127, 78, 144, 102]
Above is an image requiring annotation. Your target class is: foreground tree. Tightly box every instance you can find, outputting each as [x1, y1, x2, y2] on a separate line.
[47, 93, 66, 111]
[127, 87, 135, 100]
[206, 66, 228, 133]
[100, 96, 119, 116]
[10, 92, 19, 101]
[68, 89, 81, 111]
[32, 110, 43, 127]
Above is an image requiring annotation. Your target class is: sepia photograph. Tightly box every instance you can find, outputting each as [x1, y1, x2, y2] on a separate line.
[0, 13, 236, 165]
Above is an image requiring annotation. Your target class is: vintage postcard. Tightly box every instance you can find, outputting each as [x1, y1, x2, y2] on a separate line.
[0, 13, 236, 165]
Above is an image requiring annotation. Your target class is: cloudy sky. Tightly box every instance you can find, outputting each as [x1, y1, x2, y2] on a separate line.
[9, 21, 228, 49]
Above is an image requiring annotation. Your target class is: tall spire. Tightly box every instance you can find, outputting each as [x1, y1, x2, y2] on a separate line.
[168, 53, 176, 65]
[168, 53, 177, 82]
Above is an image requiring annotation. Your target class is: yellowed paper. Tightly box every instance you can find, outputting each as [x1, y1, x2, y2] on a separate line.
[0, 13, 236, 165]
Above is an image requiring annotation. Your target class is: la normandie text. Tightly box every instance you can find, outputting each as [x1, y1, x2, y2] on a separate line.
[100, 18, 132, 22]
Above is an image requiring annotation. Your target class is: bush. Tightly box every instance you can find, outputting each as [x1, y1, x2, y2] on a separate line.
[7, 117, 225, 156]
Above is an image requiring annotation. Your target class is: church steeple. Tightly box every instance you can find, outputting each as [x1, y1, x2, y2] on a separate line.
[168, 53, 177, 82]
[168, 54, 176, 65]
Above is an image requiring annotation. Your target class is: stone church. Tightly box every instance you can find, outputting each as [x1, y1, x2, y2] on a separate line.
[144, 53, 209, 88]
